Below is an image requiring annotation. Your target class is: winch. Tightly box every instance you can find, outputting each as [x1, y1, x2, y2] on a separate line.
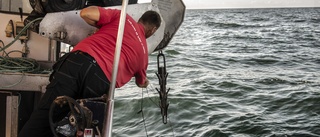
[49, 96, 107, 137]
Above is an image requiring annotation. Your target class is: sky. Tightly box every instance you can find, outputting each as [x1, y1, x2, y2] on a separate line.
[138, 0, 320, 9]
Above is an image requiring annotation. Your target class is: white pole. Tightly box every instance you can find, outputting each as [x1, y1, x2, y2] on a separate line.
[102, 0, 129, 137]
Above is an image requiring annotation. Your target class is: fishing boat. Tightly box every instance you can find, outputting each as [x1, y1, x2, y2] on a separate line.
[0, 0, 185, 136]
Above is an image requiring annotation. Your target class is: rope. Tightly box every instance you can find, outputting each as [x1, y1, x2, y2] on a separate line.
[0, 17, 50, 74]
[0, 17, 43, 53]
[167, 115, 176, 137]
[0, 17, 50, 89]
[146, 84, 160, 107]
[0, 40, 8, 56]
[139, 84, 176, 137]
[138, 88, 149, 137]
[0, 56, 41, 73]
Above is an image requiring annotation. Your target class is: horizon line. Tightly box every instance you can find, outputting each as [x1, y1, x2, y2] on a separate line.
[187, 5, 320, 10]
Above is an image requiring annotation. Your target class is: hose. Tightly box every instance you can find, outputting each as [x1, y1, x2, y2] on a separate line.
[0, 17, 43, 53]
[0, 56, 40, 73]
[0, 17, 51, 74]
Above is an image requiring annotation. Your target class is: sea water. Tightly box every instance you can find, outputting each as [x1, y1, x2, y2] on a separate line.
[113, 8, 320, 137]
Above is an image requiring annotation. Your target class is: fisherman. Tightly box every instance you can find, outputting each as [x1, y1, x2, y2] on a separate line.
[18, 6, 161, 137]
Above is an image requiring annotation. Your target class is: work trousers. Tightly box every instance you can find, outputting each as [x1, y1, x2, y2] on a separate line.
[18, 51, 110, 137]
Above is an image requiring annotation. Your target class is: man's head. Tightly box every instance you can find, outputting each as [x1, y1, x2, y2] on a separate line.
[138, 10, 161, 38]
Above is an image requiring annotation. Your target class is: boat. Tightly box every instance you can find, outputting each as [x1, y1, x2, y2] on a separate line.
[0, 0, 185, 136]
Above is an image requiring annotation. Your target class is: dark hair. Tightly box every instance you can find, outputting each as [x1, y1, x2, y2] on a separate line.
[138, 10, 161, 28]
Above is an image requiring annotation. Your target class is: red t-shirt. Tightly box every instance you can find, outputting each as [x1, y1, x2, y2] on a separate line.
[72, 7, 148, 88]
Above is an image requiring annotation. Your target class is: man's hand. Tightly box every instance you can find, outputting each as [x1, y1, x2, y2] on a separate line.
[136, 79, 149, 88]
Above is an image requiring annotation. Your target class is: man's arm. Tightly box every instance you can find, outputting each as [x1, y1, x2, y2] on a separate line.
[80, 6, 100, 27]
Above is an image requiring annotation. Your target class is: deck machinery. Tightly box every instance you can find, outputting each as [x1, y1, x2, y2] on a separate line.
[0, 0, 185, 136]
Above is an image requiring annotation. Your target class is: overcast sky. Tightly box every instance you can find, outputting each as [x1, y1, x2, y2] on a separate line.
[138, 0, 320, 9]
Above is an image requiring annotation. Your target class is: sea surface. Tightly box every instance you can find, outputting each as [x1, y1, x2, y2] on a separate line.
[113, 8, 320, 137]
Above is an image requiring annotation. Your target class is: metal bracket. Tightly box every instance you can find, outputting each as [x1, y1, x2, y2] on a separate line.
[156, 50, 170, 124]
[39, 0, 186, 53]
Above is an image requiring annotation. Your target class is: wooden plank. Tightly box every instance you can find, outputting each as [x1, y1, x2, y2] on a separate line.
[6, 95, 18, 137]
[0, 73, 49, 92]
